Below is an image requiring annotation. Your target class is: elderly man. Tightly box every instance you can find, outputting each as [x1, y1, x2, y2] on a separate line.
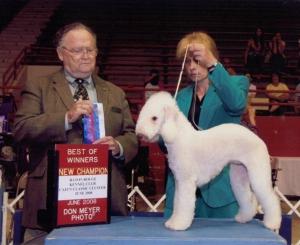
[13, 22, 138, 244]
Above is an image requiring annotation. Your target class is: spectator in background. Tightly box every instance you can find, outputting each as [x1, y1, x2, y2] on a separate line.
[245, 73, 257, 98]
[222, 57, 236, 75]
[297, 38, 300, 69]
[242, 73, 257, 133]
[269, 32, 286, 73]
[244, 27, 266, 78]
[294, 78, 300, 114]
[266, 72, 290, 115]
[144, 68, 161, 100]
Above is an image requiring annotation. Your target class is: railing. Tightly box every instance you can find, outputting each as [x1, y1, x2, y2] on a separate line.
[1, 46, 300, 115]
[1, 47, 28, 95]
[120, 86, 300, 115]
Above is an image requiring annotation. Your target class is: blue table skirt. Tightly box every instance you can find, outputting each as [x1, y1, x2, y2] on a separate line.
[45, 216, 286, 245]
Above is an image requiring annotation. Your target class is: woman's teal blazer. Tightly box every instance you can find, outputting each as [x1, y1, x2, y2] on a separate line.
[164, 63, 249, 217]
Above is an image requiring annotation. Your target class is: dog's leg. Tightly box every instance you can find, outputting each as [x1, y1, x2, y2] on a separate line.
[230, 164, 258, 223]
[246, 159, 282, 230]
[165, 178, 197, 230]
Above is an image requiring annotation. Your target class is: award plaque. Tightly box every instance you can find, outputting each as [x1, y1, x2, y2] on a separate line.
[39, 144, 111, 228]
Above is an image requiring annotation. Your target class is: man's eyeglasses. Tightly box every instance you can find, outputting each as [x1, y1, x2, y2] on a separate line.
[61, 46, 98, 57]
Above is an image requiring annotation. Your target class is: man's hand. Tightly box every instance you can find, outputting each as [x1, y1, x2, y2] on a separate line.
[66, 98, 93, 123]
[189, 43, 217, 68]
[93, 136, 121, 156]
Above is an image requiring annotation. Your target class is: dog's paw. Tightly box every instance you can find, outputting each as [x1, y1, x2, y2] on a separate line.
[235, 211, 254, 223]
[235, 213, 249, 223]
[165, 217, 192, 231]
[235, 200, 257, 224]
[263, 215, 281, 230]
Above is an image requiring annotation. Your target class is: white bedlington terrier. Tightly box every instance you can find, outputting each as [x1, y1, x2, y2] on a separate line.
[135, 91, 281, 231]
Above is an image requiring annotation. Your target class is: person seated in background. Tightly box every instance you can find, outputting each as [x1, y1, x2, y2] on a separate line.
[266, 72, 290, 115]
[13, 22, 138, 244]
[294, 78, 300, 114]
[298, 38, 300, 70]
[144, 68, 162, 100]
[269, 32, 286, 73]
[244, 27, 266, 78]
[222, 57, 236, 75]
[242, 73, 257, 133]
[245, 73, 257, 98]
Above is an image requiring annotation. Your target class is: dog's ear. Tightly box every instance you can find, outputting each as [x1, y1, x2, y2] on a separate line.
[163, 105, 178, 122]
[160, 105, 178, 144]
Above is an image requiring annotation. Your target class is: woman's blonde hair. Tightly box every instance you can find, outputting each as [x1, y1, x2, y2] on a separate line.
[176, 32, 219, 60]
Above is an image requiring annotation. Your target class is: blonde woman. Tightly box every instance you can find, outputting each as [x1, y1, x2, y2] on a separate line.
[164, 32, 249, 218]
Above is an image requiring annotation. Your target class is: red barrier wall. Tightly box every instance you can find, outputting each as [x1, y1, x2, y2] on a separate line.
[256, 116, 300, 157]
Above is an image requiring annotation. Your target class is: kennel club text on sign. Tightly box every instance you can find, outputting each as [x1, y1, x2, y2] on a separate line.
[55, 144, 109, 226]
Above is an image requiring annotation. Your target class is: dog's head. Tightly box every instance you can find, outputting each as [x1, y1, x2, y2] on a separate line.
[135, 91, 179, 143]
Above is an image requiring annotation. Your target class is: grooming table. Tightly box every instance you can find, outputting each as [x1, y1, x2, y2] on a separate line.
[45, 216, 286, 244]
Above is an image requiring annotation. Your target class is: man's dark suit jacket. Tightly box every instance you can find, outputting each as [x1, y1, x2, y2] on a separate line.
[13, 69, 138, 229]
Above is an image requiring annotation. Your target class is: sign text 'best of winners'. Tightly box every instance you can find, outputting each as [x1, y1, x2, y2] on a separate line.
[55, 144, 110, 226]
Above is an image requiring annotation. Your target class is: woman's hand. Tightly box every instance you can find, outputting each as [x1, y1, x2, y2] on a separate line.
[189, 43, 217, 68]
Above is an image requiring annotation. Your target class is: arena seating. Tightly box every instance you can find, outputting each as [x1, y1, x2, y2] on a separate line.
[1, 0, 300, 166]
[15, 0, 300, 88]
[0, 0, 28, 32]
[0, 0, 61, 95]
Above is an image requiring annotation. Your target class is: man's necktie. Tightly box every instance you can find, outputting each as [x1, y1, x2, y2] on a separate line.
[73, 78, 89, 101]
